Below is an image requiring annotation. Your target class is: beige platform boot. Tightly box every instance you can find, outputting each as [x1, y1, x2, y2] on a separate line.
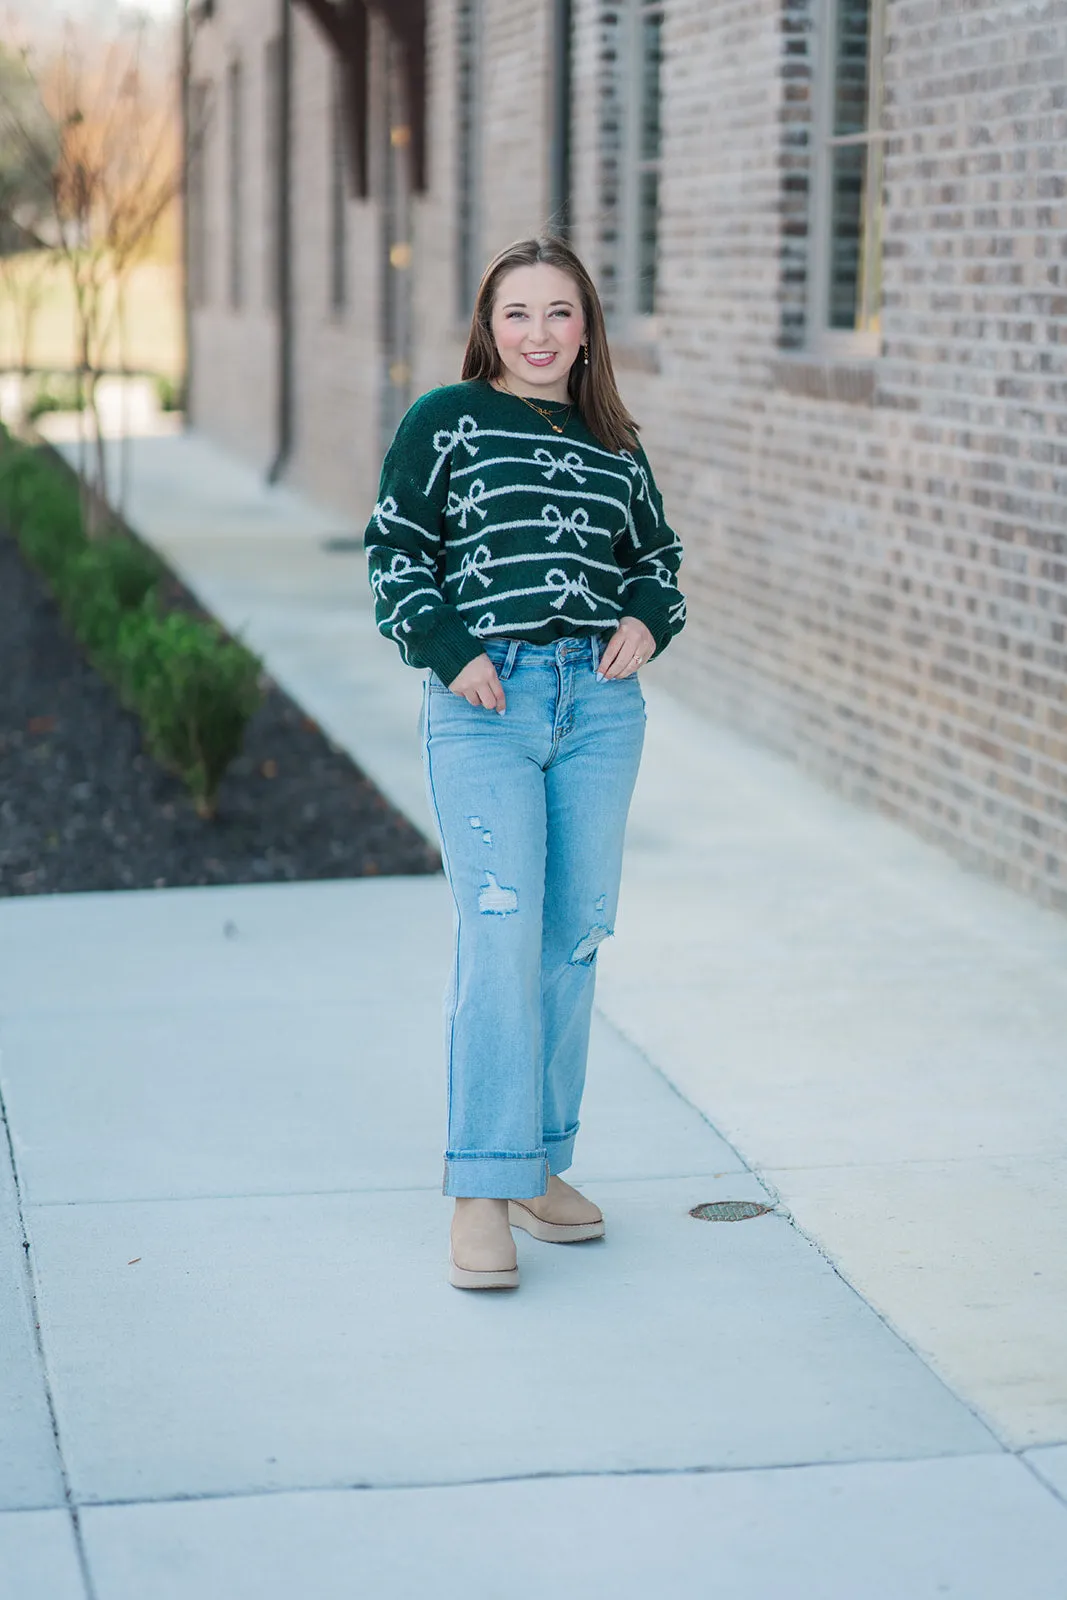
[449, 1198, 520, 1289]
[508, 1175, 605, 1243]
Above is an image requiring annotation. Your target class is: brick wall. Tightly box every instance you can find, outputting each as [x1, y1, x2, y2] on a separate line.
[187, 0, 1067, 910]
[412, 0, 554, 398]
[189, 3, 385, 511]
[287, 9, 380, 515]
[187, 1, 277, 470]
[570, 0, 1067, 910]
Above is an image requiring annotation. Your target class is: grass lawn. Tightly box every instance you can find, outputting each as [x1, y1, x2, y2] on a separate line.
[0, 252, 183, 378]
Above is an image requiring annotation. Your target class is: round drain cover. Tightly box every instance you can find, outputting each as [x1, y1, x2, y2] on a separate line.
[689, 1200, 774, 1222]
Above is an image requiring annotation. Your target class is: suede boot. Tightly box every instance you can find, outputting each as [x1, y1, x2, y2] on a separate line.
[508, 1175, 604, 1243]
[449, 1198, 519, 1289]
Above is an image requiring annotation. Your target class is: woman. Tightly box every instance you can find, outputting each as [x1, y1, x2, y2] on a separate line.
[365, 236, 685, 1290]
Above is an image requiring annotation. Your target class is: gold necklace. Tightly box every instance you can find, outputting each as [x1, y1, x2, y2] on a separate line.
[499, 380, 572, 435]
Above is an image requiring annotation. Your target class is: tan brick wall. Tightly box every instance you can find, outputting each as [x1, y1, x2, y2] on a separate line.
[412, 0, 555, 397]
[189, 3, 384, 515]
[187, 0, 1067, 910]
[287, 9, 380, 516]
[412, 0, 468, 395]
[187, 1, 277, 471]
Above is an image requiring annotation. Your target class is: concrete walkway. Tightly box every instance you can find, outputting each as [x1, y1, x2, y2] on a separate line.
[0, 430, 1065, 1596]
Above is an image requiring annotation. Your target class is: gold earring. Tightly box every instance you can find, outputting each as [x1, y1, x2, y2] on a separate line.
[582, 340, 589, 361]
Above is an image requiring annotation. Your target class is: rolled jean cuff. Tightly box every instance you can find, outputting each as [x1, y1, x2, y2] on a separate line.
[545, 1124, 579, 1177]
[443, 1150, 549, 1199]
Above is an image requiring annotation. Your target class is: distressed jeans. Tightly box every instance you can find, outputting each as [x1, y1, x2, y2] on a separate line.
[422, 636, 646, 1198]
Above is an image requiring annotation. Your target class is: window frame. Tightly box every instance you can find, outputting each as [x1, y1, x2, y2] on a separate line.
[454, 0, 483, 324]
[805, 0, 887, 360]
[615, 0, 665, 335]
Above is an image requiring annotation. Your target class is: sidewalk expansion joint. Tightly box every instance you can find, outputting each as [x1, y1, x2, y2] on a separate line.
[66, 1446, 1015, 1513]
[0, 1080, 100, 1600]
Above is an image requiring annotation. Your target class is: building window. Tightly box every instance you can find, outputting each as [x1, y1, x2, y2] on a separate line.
[187, 81, 211, 307]
[226, 58, 243, 309]
[549, 0, 573, 237]
[597, 1, 664, 328]
[807, 0, 885, 355]
[632, 3, 663, 316]
[329, 62, 347, 314]
[455, 0, 482, 321]
[264, 37, 281, 309]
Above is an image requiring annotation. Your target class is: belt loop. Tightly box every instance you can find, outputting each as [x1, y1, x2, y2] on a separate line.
[498, 638, 521, 680]
[590, 634, 601, 673]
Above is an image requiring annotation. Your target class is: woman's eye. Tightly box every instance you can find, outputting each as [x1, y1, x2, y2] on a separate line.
[550, 309, 571, 319]
[506, 311, 526, 320]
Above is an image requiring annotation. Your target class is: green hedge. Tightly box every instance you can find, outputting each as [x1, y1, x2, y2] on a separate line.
[0, 432, 262, 817]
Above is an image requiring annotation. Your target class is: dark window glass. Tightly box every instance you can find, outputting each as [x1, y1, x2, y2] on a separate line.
[828, 143, 863, 327]
[455, 0, 481, 321]
[639, 9, 662, 161]
[636, 4, 663, 315]
[824, 0, 882, 335]
[637, 169, 659, 315]
[832, 0, 871, 136]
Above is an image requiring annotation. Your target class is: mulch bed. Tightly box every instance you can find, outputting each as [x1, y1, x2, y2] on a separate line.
[0, 527, 440, 896]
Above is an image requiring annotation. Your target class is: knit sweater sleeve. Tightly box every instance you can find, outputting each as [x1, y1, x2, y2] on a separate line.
[614, 444, 687, 657]
[364, 402, 485, 684]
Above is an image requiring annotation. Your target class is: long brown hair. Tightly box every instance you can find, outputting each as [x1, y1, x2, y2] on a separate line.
[460, 236, 639, 454]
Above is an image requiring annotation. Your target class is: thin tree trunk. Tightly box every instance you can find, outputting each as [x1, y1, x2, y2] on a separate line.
[117, 274, 129, 519]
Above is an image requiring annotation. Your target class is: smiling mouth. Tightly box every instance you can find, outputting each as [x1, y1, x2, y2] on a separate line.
[522, 352, 557, 366]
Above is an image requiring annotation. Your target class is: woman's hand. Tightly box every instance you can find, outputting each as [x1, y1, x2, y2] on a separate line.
[598, 616, 656, 681]
[448, 653, 507, 712]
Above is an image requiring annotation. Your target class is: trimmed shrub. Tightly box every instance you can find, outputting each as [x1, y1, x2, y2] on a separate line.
[116, 610, 262, 817]
[0, 432, 262, 815]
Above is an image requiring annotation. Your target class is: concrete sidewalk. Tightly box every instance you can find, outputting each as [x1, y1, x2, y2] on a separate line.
[0, 430, 1064, 1596]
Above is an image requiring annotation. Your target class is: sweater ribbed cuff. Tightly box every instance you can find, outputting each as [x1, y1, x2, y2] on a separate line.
[619, 586, 672, 658]
[420, 607, 486, 686]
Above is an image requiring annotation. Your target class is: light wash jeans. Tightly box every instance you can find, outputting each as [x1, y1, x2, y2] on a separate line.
[422, 635, 646, 1199]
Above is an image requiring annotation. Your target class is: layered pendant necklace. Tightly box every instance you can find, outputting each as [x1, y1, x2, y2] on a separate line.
[499, 378, 572, 435]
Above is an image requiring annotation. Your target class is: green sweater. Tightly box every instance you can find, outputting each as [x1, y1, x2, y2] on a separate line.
[364, 379, 686, 684]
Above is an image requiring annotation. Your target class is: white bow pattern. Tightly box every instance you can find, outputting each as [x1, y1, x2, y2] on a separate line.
[533, 447, 587, 484]
[619, 450, 651, 505]
[542, 503, 590, 550]
[472, 611, 497, 636]
[370, 551, 418, 598]
[458, 544, 493, 592]
[546, 569, 598, 611]
[446, 479, 488, 528]
[372, 496, 399, 535]
[433, 415, 480, 462]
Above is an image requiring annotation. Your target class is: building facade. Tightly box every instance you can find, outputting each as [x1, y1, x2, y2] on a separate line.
[184, 0, 1067, 911]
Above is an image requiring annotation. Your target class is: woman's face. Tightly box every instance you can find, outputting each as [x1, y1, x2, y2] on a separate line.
[490, 262, 586, 397]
